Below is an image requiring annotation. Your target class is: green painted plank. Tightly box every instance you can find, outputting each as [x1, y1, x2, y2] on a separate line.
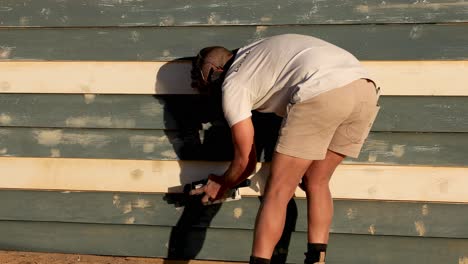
[0, 190, 466, 239]
[1, 25, 468, 61]
[1, 0, 467, 27]
[0, 221, 467, 263]
[0, 127, 467, 166]
[374, 96, 468, 132]
[2, 94, 468, 133]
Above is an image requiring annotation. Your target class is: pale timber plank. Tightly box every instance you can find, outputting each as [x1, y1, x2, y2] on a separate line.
[0, 157, 467, 203]
[0, 61, 467, 95]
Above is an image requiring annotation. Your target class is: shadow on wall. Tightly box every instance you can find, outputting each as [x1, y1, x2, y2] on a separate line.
[156, 60, 297, 264]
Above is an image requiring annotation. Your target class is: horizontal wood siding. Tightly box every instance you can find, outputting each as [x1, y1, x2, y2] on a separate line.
[1, 0, 467, 263]
[0, 127, 467, 166]
[1, 94, 468, 132]
[0, 190, 466, 239]
[1, 25, 468, 61]
[1, 0, 468, 26]
[0, 221, 467, 263]
[1, 61, 467, 95]
[0, 157, 467, 202]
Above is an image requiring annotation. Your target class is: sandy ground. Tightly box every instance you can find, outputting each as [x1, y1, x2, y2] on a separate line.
[0, 251, 243, 264]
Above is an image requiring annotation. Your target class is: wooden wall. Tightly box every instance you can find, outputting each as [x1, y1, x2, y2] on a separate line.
[0, 1, 467, 263]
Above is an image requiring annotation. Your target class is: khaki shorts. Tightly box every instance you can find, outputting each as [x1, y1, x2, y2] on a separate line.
[276, 79, 380, 160]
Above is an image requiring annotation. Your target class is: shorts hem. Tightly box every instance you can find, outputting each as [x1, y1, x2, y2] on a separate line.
[275, 144, 326, 160]
[328, 145, 361, 159]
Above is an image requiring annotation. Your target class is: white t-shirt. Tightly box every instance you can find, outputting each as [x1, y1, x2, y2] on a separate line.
[222, 34, 373, 127]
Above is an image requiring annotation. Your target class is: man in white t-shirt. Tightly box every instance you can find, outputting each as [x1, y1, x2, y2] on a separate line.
[190, 34, 380, 264]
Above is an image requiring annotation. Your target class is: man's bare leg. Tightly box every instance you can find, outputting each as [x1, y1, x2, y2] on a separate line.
[252, 152, 313, 259]
[301, 150, 345, 263]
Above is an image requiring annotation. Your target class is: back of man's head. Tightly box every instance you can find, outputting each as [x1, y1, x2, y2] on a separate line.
[191, 46, 232, 94]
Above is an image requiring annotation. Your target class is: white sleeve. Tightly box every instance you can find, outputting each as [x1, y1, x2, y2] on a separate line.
[222, 82, 253, 127]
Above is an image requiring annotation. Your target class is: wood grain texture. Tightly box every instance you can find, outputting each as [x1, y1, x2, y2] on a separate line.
[0, 221, 467, 263]
[1, 61, 467, 95]
[0, 157, 467, 202]
[0, 190, 466, 238]
[1, 0, 467, 26]
[1, 25, 468, 61]
[1, 94, 468, 132]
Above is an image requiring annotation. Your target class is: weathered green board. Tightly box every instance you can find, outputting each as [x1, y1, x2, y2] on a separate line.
[0, 221, 467, 263]
[1, 0, 467, 26]
[1, 25, 467, 61]
[2, 94, 468, 132]
[0, 127, 466, 166]
[0, 190, 466, 239]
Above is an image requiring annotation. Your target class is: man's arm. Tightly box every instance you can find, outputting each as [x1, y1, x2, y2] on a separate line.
[193, 117, 256, 203]
[221, 117, 257, 188]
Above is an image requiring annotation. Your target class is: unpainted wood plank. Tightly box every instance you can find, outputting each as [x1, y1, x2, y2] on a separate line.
[0, 157, 467, 202]
[1, 94, 468, 132]
[0, 190, 466, 238]
[0, 127, 467, 166]
[0, 221, 467, 263]
[1, 25, 468, 61]
[1, 61, 467, 95]
[1, 0, 467, 27]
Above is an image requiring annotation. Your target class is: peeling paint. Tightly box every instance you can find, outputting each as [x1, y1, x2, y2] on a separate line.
[422, 204, 429, 216]
[355, 5, 370, 13]
[130, 169, 144, 180]
[0, 46, 15, 59]
[129, 135, 168, 150]
[159, 16, 175, 26]
[33, 130, 111, 148]
[367, 152, 378, 162]
[140, 102, 162, 116]
[0, 114, 12, 125]
[133, 198, 151, 209]
[409, 25, 424, 39]
[347, 208, 357, 220]
[392, 144, 405, 157]
[414, 220, 426, 236]
[130, 31, 141, 42]
[368, 224, 376, 235]
[0, 148, 7, 154]
[0, 6, 13, 12]
[122, 202, 132, 214]
[260, 16, 272, 22]
[207, 12, 221, 24]
[19, 16, 31, 26]
[33, 130, 63, 146]
[143, 143, 155, 153]
[162, 49, 171, 57]
[161, 150, 178, 159]
[83, 94, 96, 104]
[256, 26, 268, 33]
[50, 148, 61, 157]
[65, 116, 112, 127]
[112, 194, 121, 207]
[125, 216, 136, 224]
[113, 118, 136, 128]
[40, 8, 51, 18]
[61, 191, 71, 194]
[233, 208, 243, 219]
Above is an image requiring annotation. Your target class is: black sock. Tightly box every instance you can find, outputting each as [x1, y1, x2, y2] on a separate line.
[304, 243, 327, 263]
[250, 256, 271, 264]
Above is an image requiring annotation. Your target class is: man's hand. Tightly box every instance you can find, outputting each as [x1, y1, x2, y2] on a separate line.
[189, 174, 226, 204]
